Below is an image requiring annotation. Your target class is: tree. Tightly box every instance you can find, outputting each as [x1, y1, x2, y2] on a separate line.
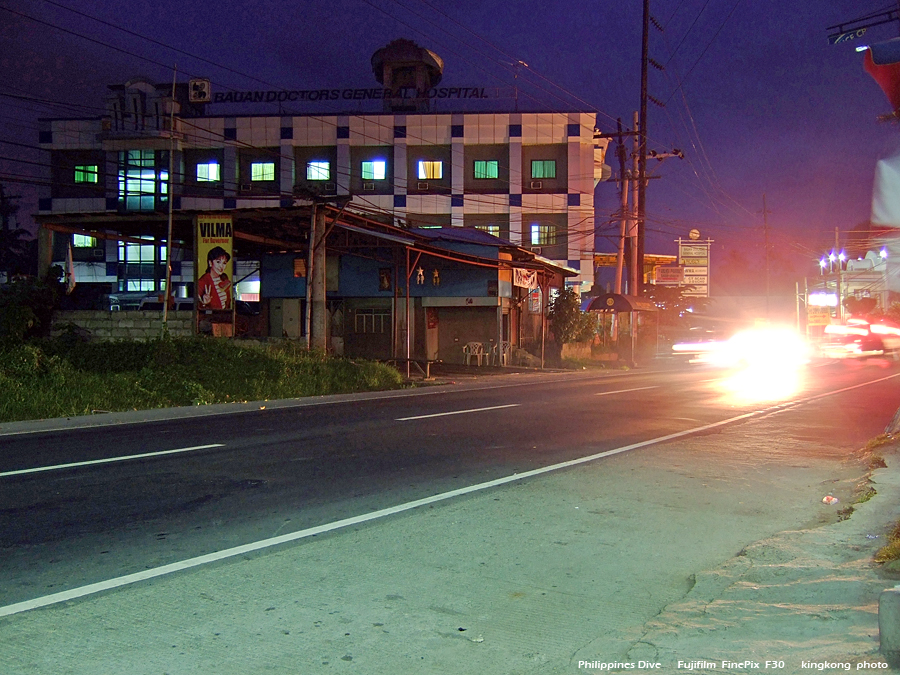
[0, 184, 32, 279]
[0, 271, 61, 346]
[548, 287, 596, 345]
[643, 284, 710, 327]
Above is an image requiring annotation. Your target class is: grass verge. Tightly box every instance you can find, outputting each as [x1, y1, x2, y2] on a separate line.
[0, 337, 405, 423]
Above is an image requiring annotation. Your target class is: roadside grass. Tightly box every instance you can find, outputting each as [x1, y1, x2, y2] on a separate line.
[876, 521, 900, 564]
[851, 434, 900, 564]
[0, 337, 405, 423]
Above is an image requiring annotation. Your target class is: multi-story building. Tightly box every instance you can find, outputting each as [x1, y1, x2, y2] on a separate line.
[34, 40, 608, 361]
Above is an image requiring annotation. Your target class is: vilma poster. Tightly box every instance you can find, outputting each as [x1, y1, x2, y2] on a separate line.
[196, 215, 234, 311]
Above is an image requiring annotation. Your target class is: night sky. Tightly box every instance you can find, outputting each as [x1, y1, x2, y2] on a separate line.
[0, 0, 893, 280]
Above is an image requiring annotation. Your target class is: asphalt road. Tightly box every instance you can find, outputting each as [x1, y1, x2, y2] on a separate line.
[1, 358, 897, 616]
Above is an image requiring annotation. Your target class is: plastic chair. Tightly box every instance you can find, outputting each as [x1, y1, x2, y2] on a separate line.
[463, 341, 486, 365]
[495, 340, 511, 366]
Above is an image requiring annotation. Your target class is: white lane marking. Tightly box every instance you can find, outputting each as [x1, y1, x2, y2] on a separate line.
[2, 372, 896, 618]
[0, 371, 624, 437]
[0, 444, 225, 479]
[0, 410, 762, 619]
[594, 386, 658, 397]
[396, 404, 520, 421]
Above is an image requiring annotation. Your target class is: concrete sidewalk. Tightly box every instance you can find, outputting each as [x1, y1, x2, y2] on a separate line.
[2, 409, 899, 674]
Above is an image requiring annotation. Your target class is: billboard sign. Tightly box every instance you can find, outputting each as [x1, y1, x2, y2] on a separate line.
[655, 266, 684, 284]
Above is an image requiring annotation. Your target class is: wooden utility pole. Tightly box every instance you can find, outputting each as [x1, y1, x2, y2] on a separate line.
[630, 111, 640, 296]
[636, 0, 650, 296]
[305, 203, 328, 351]
[762, 194, 771, 318]
[614, 118, 628, 295]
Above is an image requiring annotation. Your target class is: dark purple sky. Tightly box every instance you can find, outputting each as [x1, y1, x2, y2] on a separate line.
[0, 0, 893, 272]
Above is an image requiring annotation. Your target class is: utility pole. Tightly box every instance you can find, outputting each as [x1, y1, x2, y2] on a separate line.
[762, 194, 771, 319]
[630, 111, 640, 296]
[305, 202, 328, 351]
[614, 118, 628, 295]
[636, 0, 650, 296]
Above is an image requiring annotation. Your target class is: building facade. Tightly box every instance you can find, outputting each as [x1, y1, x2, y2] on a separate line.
[38, 76, 607, 298]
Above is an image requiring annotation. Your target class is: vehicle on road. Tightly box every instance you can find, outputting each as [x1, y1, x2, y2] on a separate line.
[820, 319, 900, 361]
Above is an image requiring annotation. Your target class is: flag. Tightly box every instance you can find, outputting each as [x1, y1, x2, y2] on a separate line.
[65, 240, 76, 295]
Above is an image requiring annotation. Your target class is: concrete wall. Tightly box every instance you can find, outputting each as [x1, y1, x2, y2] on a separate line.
[52, 310, 194, 341]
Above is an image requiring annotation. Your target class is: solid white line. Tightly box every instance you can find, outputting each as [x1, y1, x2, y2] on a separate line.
[396, 404, 520, 421]
[0, 409, 760, 619]
[2, 372, 896, 618]
[0, 371, 615, 437]
[0, 444, 225, 478]
[594, 386, 658, 396]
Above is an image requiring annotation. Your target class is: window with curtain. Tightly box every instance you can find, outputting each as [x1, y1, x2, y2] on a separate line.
[417, 160, 442, 180]
[474, 160, 498, 179]
[361, 160, 386, 180]
[530, 160, 556, 179]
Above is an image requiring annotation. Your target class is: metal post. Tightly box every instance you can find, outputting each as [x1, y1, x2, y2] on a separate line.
[163, 66, 177, 331]
[540, 275, 546, 369]
[406, 247, 411, 379]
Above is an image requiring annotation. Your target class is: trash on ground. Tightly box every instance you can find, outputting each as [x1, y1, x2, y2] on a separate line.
[822, 495, 840, 505]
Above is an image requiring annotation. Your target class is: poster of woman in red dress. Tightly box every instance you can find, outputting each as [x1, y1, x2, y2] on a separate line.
[197, 245, 232, 310]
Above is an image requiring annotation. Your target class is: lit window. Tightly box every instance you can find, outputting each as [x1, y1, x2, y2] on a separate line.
[531, 160, 556, 179]
[307, 161, 330, 181]
[126, 279, 157, 292]
[74, 164, 98, 183]
[118, 150, 161, 211]
[196, 161, 220, 182]
[361, 160, 386, 180]
[474, 160, 498, 179]
[475, 224, 500, 237]
[417, 160, 442, 180]
[251, 162, 276, 181]
[73, 234, 97, 247]
[530, 223, 556, 246]
[118, 239, 159, 263]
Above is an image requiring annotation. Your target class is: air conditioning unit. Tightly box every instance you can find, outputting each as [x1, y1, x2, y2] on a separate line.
[323, 182, 336, 193]
[530, 181, 543, 189]
[240, 184, 252, 192]
[530, 246, 542, 255]
[92, 249, 104, 259]
[417, 182, 429, 190]
[363, 182, 376, 191]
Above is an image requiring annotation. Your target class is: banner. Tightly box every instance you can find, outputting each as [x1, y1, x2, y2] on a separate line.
[196, 215, 233, 311]
[514, 268, 538, 289]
